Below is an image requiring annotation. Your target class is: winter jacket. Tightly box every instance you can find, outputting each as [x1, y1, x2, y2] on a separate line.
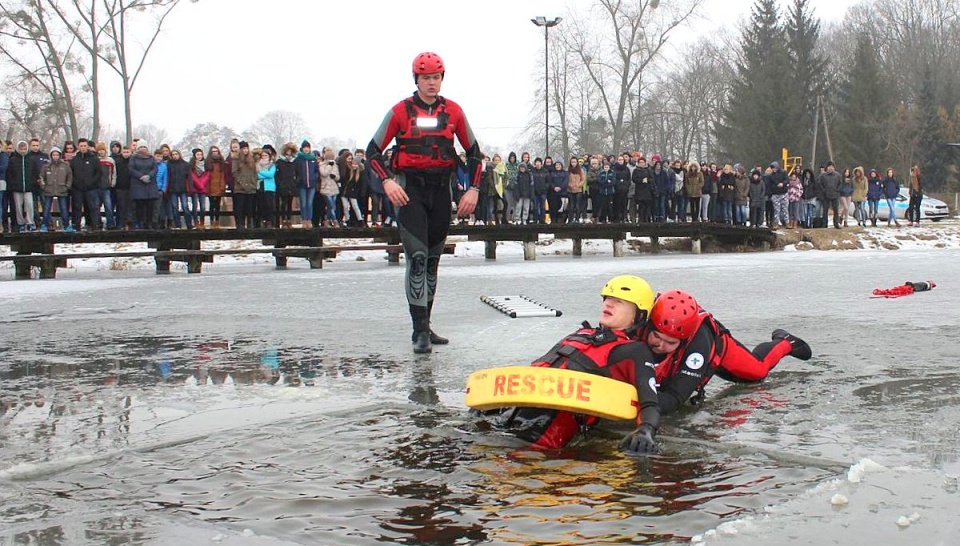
[166, 158, 191, 194]
[341, 167, 362, 200]
[766, 168, 788, 195]
[40, 158, 73, 197]
[597, 169, 617, 196]
[0, 151, 8, 188]
[516, 169, 534, 199]
[653, 166, 672, 195]
[224, 154, 236, 192]
[910, 171, 922, 198]
[232, 155, 259, 194]
[818, 171, 842, 200]
[258, 163, 277, 193]
[839, 176, 854, 197]
[717, 172, 737, 201]
[632, 165, 653, 201]
[701, 169, 714, 195]
[275, 158, 298, 196]
[800, 170, 816, 200]
[6, 151, 41, 192]
[112, 153, 131, 190]
[505, 161, 519, 193]
[786, 179, 803, 202]
[70, 151, 102, 192]
[881, 176, 899, 199]
[734, 173, 750, 205]
[128, 152, 158, 201]
[207, 159, 227, 197]
[531, 166, 550, 196]
[612, 163, 631, 193]
[548, 169, 569, 197]
[567, 169, 585, 194]
[684, 168, 704, 198]
[852, 173, 868, 201]
[748, 172, 766, 204]
[155, 161, 168, 195]
[318, 159, 340, 197]
[97, 156, 116, 190]
[295, 152, 320, 190]
[866, 171, 883, 200]
[191, 166, 210, 195]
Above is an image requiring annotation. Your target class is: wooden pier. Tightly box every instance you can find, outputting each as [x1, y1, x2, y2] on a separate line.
[0, 223, 776, 280]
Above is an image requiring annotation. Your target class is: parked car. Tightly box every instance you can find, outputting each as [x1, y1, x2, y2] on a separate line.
[849, 188, 949, 222]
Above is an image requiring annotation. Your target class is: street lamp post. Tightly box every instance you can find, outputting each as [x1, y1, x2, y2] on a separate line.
[531, 16, 562, 158]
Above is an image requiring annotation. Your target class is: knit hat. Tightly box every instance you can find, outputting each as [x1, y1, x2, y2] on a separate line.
[50, 146, 62, 157]
[137, 141, 149, 151]
[300, 140, 311, 150]
[651, 154, 661, 163]
[238, 140, 250, 149]
[770, 161, 780, 168]
[191, 148, 203, 156]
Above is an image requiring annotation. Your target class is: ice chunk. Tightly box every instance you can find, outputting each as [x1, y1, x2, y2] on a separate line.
[896, 516, 911, 528]
[847, 458, 886, 483]
[908, 512, 921, 523]
[242, 529, 256, 537]
[831, 493, 849, 506]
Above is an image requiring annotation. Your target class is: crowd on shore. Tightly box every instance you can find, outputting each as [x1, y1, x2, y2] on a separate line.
[0, 138, 927, 234]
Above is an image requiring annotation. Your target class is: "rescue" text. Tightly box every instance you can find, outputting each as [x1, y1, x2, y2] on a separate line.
[492, 373, 591, 401]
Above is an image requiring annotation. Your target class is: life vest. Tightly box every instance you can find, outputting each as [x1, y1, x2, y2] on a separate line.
[533, 326, 636, 376]
[652, 311, 727, 391]
[521, 325, 637, 449]
[391, 98, 458, 174]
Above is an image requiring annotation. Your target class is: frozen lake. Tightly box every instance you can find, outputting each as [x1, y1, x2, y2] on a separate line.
[1, 246, 959, 545]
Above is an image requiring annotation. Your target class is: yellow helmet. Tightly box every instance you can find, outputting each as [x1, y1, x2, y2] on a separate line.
[600, 275, 655, 319]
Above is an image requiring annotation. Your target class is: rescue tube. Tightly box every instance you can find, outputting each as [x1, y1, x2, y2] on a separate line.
[465, 366, 638, 421]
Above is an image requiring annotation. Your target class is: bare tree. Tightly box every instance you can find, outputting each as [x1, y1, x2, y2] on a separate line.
[43, 0, 113, 141]
[98, 0, 194, 142]
[0, 0, 84, 140]
[561, 0, 703, 153]
[246, 110, 312, 149]
[132, 123, 169, 149]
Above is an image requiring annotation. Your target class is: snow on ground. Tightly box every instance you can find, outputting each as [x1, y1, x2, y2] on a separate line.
[1, 219, 958, 275]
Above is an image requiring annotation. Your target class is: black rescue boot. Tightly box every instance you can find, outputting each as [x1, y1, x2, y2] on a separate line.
[411, 304, 432, 354]
[413, 331, 432, 354]
[772, 329, 812, 360]
[426, 300, 449, 345]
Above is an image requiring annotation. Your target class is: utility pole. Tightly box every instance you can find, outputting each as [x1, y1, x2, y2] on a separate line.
[531, 16, 562, 158]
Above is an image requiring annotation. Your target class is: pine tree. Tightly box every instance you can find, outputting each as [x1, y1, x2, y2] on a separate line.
[836, 33, 890, 169]
[914, 63, 948, 190]
[784, 0, 827, 159]
[718, 0, 797, 166]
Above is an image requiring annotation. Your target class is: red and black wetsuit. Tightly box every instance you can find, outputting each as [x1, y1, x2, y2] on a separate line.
[647, 312, 793, 414]
[494, 326, 662, 450]
[366, 93, 483, 334]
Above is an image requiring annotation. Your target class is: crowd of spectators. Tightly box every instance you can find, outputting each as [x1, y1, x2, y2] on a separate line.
[469, 151, 919, 229]
[1, 137, 920, 233]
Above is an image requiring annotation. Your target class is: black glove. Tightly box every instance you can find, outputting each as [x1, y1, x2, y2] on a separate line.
[620, 423, 659, 455]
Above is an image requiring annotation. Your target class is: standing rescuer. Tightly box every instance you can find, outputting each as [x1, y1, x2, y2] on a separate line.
[366, 52, 483, 354]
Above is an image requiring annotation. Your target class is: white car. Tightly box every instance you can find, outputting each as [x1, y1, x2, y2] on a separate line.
[848, 188, 950, 222]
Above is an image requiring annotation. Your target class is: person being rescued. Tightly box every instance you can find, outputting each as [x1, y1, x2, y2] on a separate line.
[640, 289, 812, 416]
[487, 275, 664, 454]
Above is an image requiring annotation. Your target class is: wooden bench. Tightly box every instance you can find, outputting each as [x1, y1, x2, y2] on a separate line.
[0, 243, 457, 278]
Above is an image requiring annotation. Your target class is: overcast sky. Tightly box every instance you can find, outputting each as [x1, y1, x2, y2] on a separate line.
[101, 0, 860, 152]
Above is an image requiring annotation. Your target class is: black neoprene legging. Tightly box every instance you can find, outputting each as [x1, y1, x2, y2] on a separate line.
[397, 172, 452, 332]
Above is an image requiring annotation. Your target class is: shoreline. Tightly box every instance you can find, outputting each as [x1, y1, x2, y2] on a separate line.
[0, 219, 957, 276]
